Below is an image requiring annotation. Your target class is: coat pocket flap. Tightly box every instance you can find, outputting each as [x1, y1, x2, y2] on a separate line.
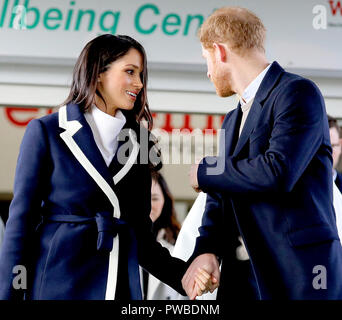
[287, 225, 339, 247]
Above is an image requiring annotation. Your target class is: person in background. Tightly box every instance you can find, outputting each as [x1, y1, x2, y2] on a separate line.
[142, 171, 183, 300]
[328, 115, 342, 243]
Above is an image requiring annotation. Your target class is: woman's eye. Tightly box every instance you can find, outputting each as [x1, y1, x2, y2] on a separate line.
[126, 70, 134, 75]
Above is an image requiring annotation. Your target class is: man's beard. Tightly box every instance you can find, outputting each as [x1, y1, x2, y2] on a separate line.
[212, 69, 235, 97]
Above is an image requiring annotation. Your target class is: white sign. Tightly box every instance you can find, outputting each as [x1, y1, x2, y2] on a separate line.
[0, 0, 341, 70]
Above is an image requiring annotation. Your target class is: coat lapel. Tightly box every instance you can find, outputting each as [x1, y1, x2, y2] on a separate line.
[66, 104, 116, 188]
[233, 100, 262, 157]
[232, 61, 285, 157]
[60, 103, 140, 187]
[59, 104, 120, 217]
[111, 128, 140, 185]
[223, 105, 242, 157]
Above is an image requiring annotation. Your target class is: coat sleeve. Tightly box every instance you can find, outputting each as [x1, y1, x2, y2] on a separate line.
[132, 167, 188, 296]
[0, 119, 50, 300]
[198, 79, 328, 194]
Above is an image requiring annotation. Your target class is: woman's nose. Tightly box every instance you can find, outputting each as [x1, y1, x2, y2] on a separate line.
[135, 77, 143, 90]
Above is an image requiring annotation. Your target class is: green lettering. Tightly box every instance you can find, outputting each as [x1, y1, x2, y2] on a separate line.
[183, 14, 204, 35]
[64, 1, 75, 30]
[0, 0, 9, 28]
[75, 9, 95, 31]
[23, 0, 39, 29]
[135, 3, 159, 34]
[162, 13, 181, 35]
[43, 8, 62, 30]
[99, 11, 120, 34]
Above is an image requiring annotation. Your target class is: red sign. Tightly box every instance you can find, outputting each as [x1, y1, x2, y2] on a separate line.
[4, 107, 225, 134]
[5, 107, 53, 127]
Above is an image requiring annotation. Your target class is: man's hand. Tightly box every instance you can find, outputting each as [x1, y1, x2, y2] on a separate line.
[182, 253, 220, 300]
[189, 163, 201, 192]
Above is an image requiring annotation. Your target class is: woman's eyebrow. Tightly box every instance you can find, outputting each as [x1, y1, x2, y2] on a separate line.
[125, 64, 140, 69]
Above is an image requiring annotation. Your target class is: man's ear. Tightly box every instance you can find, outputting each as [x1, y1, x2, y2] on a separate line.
[213, 43, 228, 63]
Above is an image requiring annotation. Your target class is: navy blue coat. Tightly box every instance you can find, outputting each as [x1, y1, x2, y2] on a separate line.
[0, 103, 186, 300]
[193, 62, 342, 299]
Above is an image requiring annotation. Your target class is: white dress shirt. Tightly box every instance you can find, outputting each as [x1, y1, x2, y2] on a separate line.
[84, 105, 126, 167]
[239, 63, 272, 106]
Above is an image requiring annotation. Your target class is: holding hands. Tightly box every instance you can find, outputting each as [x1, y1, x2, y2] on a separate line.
[182, 253, 220, 300]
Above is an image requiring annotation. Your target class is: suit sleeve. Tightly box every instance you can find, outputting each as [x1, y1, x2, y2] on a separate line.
[198, 79, 328, 194]
[0, 119, 50, 300]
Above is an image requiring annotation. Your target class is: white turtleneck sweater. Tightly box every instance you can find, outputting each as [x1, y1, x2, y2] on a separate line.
[84, 105, 126, 167]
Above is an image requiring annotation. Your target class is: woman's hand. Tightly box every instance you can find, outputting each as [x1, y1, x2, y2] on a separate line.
[191, 267, 219, 300]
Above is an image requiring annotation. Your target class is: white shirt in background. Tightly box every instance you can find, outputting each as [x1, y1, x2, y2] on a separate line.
[172, 192, 218, 300]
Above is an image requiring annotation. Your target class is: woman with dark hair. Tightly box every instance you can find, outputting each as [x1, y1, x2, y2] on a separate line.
[0, 34, 208, 300]
[142, 172, 183, 300]
[150, 172, 180, 245]
[145, 173, 213, 300]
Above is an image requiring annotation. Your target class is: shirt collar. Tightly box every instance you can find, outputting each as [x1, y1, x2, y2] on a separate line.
[239, 63, 272, 106]
[89, 104, 126, 144]
[333, 169, 337, 182]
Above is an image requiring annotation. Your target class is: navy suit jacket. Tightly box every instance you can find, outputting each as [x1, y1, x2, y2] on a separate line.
[0, 103, 186, 300]
[193, 61, 342, 299]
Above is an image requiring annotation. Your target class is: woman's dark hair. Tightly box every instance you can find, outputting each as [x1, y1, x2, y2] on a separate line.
[62, 34, 153, 129]
[151, 171, 181, 244]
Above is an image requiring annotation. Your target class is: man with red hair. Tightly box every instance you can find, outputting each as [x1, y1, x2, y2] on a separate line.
[183, 7, 342, 300]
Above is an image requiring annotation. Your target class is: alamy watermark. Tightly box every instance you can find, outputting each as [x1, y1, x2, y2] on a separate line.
[115, 126, 226, 176]
[12, 5, 27, 30]
[313, 1, 342, 30]
[12, 265, 27, 290]
[312, 265, 327, 290]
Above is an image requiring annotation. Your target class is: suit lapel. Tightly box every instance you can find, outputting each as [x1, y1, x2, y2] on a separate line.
[233, 100, 262, 157]
[219, 106, 242, 158]
[232, 61, 285, 157]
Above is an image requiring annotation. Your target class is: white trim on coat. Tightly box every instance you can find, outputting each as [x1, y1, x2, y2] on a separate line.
[58, 105, 138, 300]
[113, 129, 139, 185]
